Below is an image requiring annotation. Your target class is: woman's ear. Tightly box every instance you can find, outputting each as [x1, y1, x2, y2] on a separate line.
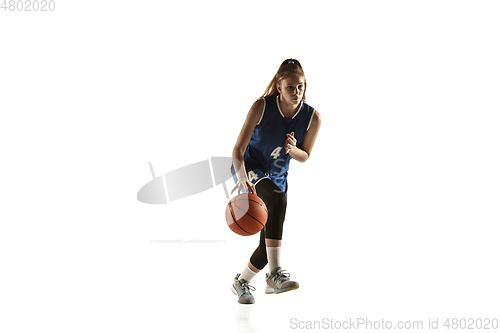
[276, 81, 281, 94]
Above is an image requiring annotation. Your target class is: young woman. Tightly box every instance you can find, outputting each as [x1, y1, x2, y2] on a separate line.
[230, 59, 322, 304]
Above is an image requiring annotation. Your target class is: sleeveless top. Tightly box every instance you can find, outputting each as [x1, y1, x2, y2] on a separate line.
[243, 95, 315, 176]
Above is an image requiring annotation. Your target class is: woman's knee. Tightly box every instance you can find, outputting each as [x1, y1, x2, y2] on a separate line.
[273, 190, 287, 212]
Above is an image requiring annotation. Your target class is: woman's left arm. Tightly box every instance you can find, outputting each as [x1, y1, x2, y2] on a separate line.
[286, 110, 322, 163]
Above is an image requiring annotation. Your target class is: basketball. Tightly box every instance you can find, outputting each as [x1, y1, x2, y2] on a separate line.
[225, 193, 268, 236]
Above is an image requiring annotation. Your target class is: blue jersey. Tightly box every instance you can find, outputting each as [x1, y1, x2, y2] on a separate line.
[244, 95, 315, 176]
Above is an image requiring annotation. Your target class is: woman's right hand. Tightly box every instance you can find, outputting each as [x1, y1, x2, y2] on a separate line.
[231, 177, 256, 195]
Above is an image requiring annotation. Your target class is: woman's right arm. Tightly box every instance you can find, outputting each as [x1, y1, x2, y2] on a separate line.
[231, 98, 265, 195]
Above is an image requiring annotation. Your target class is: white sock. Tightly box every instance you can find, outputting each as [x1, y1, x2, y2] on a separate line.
[239, 264, 258, 282]
[266, 246, 281, 272]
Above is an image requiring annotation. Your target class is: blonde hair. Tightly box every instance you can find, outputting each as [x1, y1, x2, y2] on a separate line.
[260, 59, 307, 102]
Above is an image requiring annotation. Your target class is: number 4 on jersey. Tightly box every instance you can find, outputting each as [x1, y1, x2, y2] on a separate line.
[270, 146, 282, 160]
[248, 170, 259, 182]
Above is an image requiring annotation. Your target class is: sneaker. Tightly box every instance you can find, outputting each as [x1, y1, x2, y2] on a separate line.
[265, 267, 300, 294]
[231, 274, 256, 304]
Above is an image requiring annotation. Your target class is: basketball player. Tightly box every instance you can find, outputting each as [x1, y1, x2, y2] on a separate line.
[230, 59, 322, 304]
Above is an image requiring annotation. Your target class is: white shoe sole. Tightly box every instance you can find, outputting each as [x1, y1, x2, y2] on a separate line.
[265, 283, 300, 294]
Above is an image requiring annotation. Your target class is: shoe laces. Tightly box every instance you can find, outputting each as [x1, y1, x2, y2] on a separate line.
[239, 280, 256, 294]
[271, 269, 291, 284]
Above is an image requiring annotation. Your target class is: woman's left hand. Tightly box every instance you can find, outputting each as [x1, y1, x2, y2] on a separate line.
[285, 131, 297, 154]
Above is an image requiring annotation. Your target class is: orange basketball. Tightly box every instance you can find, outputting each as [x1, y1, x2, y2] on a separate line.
[225, 193, 268, 236]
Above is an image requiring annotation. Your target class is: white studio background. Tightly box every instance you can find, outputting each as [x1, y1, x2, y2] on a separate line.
[1, 1, 499, 332]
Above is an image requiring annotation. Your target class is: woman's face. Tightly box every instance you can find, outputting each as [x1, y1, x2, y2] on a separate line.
[277, 74, 305, 105]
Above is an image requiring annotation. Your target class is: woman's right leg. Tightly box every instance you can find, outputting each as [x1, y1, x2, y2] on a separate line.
[248, 178, 287, 272]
